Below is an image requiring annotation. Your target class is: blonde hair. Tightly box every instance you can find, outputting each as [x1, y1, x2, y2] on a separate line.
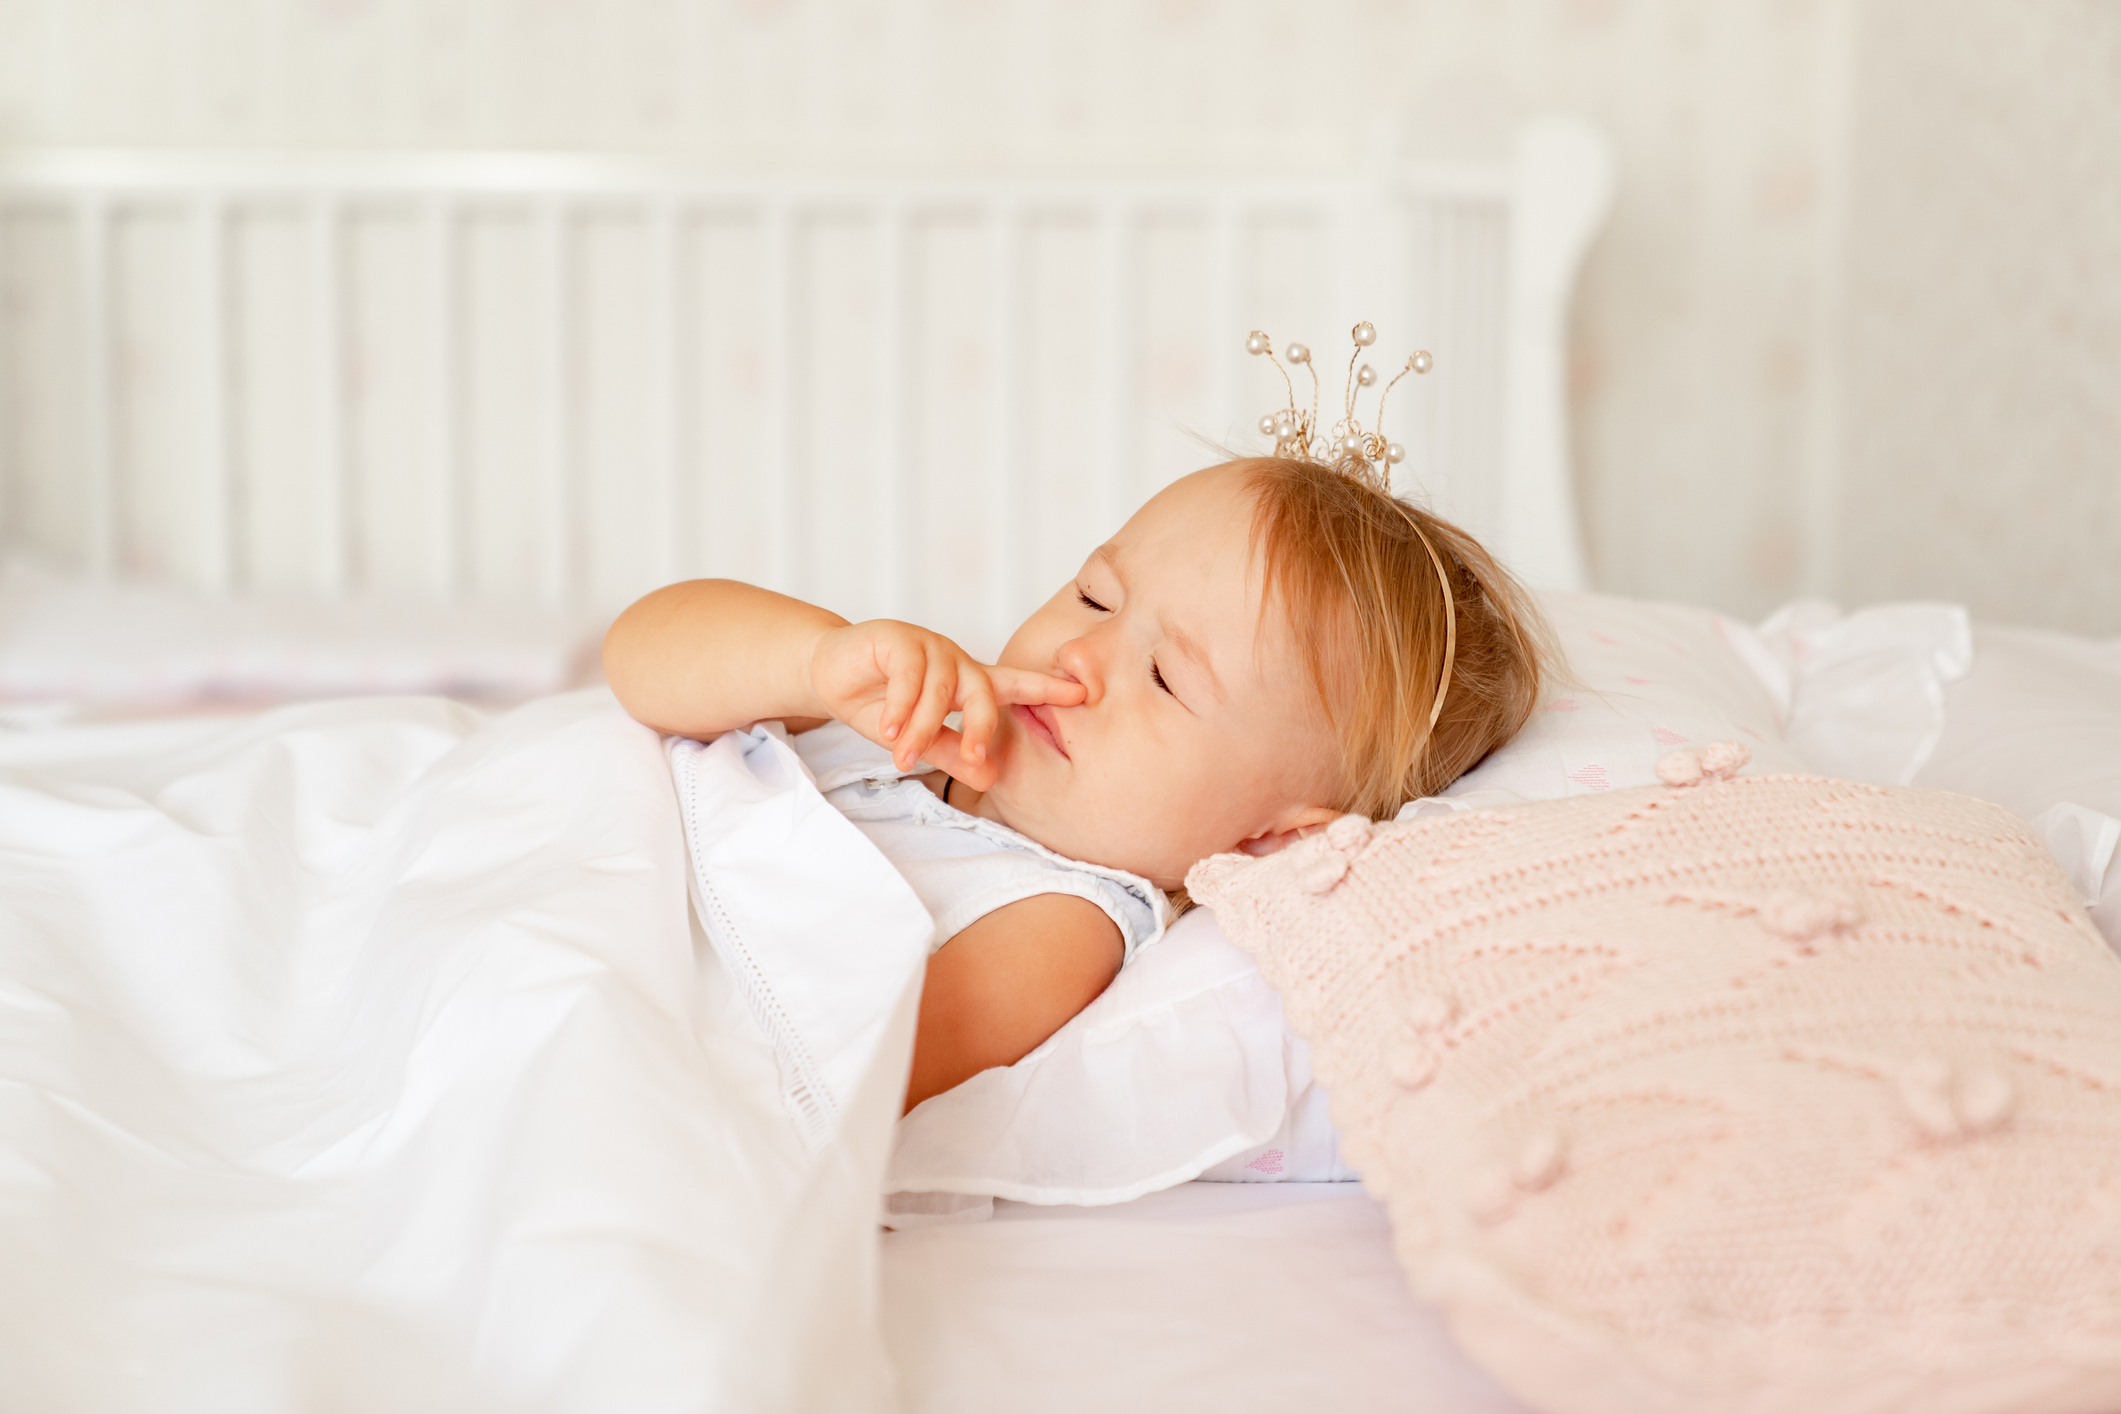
[1240, 456, 1549, 818]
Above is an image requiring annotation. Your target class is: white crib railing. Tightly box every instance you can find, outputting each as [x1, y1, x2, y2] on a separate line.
[0, 123, 1610, 658]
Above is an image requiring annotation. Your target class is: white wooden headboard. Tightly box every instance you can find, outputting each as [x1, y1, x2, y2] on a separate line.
[0, 119, 1611, 659]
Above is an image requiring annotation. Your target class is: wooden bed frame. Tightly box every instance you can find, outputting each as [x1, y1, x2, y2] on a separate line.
[0, 120, 1610, 658]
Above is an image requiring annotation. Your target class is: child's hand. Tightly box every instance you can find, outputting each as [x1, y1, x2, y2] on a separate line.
[810, 620, 1085, 788]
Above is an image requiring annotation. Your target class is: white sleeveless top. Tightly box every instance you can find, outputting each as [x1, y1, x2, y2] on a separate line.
[791, 721, 1168, 965]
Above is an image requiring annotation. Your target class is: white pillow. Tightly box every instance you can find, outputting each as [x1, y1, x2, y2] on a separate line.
[886, 589, 1818, 1208]
[1444, 591, 1806, 803]
[1193, 1064, 1356, 1183]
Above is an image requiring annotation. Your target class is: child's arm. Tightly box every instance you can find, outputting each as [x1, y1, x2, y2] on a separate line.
[603, 579, 846, 739]
[603, 579, 1082, 784]
[902, 892, 1122, 1111]
[606, 578, 1115, 1110]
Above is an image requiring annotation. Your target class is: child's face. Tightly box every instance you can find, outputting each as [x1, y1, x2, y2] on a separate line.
[981, 465, 1343, 889]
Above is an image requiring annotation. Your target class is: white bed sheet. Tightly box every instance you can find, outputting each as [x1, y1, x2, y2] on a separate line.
[880, 1181, 1532, 1414]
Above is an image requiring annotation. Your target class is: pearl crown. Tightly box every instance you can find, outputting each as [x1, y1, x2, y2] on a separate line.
[1246, 322, 1432, 489]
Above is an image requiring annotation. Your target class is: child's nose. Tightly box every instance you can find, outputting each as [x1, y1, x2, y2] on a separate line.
[1053, 636, 1103, 705]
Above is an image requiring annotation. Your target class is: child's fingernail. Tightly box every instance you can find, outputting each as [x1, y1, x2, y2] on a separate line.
[884, 723, 899, 740]
[974, 744, 986, 761]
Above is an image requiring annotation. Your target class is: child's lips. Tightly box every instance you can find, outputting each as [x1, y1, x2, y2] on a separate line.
[1013, 703, 1068, 759]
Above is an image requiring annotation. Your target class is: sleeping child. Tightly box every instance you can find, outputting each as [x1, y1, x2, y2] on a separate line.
[604, 328, 1547, 1108]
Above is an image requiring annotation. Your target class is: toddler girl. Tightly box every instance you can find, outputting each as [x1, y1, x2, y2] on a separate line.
[606, 449, 1543, 1108]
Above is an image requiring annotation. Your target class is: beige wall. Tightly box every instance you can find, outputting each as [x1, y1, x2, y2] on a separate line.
[0, 0, 2113, 631]
[1839, 0, 2121, 632]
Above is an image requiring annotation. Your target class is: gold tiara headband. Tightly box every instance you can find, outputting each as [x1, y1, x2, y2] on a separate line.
[1247, 322, 1456, 733]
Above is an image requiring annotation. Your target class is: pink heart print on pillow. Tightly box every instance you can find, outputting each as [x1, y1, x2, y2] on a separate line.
[1190, 746, 2121, 1414]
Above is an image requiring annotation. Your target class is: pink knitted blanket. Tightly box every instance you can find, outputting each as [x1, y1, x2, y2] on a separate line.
[1189, 746, 2121, 1414]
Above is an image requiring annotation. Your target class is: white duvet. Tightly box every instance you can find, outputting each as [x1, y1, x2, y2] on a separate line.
[0, 690, 932, 1413]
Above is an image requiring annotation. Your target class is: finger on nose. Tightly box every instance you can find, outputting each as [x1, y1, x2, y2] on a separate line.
[996, 667, 1087, 705]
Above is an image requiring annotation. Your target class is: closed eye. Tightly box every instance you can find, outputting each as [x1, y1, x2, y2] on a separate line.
[1151, 662, 1174, 696]
[1077, 588, 1110, 612]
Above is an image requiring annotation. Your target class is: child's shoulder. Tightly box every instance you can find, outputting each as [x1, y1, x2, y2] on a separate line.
[787, 720, 1168, 964]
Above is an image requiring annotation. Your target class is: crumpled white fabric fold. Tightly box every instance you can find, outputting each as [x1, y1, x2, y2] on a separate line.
[2030, 802, 2121, 909]
[1754, 600, 1974, 784]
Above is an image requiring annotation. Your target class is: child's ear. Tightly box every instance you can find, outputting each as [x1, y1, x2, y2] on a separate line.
[1235, 804, 1344, 859]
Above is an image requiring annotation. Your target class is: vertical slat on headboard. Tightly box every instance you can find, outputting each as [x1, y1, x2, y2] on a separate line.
[426, 200, 463, 597]
[1099, 202, 1135, 533]
[310, 197, 346, 594]
[876, 202, 911, 623]
[537, 201, 572, 605]
[647, 200, 682, 589]
[0, 211, 8, 545]
[1331, 200, 1359, 367]
[1425, 203, 1459, 517]
[76, 201, 115, 578]
[761, 200, 795, 598]
[1207, 200, 1242, 443]
[194, 199, 231, 591]
[988, 201, 1024, 650]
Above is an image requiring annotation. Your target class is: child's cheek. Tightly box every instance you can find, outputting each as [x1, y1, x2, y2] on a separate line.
[996, 616, 1058, 672]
